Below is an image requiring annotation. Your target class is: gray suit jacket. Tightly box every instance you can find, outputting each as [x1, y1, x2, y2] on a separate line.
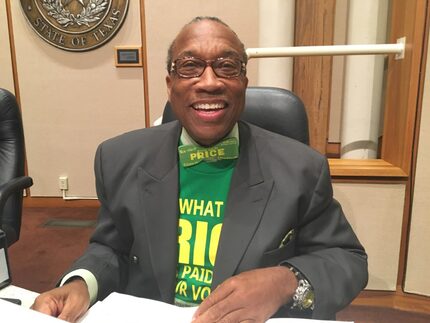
[69, 121, 368, 319]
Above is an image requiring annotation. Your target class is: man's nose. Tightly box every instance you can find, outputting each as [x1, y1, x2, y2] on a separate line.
[196, 66, 224, 91]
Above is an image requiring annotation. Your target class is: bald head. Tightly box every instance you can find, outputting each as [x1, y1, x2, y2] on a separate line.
[166, 16, 247, 73]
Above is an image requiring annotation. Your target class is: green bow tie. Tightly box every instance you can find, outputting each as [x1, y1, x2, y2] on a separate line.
[178, 137, 239, 167]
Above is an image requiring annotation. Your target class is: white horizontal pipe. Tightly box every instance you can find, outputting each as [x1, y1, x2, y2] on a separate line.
[246, 42, 404, 59]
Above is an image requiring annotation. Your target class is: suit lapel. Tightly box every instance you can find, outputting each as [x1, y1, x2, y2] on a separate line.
[137, 122, 274, 297]
[212, 122, 274, 288]
[138, 122, 181, 303]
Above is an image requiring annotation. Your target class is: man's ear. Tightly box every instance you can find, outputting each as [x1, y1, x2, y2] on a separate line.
[166, 75, 172, 99]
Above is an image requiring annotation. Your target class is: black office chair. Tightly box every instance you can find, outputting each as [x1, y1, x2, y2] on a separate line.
[162, 87, 309, 145]
[0, 88, 33, 246]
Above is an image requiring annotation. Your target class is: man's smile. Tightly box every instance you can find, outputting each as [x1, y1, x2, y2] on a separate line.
[192, 102, 226, 111]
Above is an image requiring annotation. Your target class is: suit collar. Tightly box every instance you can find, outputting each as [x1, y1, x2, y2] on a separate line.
[142, 121, 181, 181]
[180, 123, 240, 146]
[234, 121, 265, 187]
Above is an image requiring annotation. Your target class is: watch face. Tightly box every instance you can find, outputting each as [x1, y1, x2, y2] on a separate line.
[302, 289, 315, 309]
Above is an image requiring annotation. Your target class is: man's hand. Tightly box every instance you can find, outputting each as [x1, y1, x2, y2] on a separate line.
[31, 278, 90, 322]
[192, 266, 298, 323]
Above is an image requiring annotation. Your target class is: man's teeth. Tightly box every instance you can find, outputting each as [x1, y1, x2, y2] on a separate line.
[193, 103, 224, 110]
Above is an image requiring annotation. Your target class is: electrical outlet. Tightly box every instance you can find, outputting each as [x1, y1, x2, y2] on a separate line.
[59, 176, 69, 190]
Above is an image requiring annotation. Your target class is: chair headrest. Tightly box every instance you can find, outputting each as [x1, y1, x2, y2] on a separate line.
[162, 87, 309, 145]
[0, 88, 25, 185]
[0, 88, 22, 125]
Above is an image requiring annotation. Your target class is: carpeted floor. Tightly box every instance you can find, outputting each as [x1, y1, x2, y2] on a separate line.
[6, 206, 430, 322]
[8, 207, 97, 293]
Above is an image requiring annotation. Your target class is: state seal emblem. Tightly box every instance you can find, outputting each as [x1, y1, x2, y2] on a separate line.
[20, 0, 129, 51]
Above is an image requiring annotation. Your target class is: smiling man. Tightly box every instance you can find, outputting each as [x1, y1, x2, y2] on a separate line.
[166, 18, 248, 147]
[32, 17, 368, 322]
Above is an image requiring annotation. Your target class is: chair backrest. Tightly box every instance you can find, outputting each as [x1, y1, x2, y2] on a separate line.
[0, 88, 27, 245]
[162, 86, 309, 145]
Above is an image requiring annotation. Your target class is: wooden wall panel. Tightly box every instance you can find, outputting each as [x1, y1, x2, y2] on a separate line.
[293, 0, 335, 154]
[381, 0, 428, 173]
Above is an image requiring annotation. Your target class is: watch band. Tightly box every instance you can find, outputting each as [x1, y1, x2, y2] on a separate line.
[288, 266, 315, 311]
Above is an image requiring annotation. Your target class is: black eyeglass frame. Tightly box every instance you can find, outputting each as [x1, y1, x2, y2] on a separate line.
[169, 56, 247, 79]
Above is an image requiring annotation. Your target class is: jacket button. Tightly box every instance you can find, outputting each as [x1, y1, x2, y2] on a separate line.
[131, 255, 139, 264]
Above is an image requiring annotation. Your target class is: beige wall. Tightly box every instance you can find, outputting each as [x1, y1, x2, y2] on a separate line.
[333, 183, 405, 290]
[404, 39, 430, 296]
[10, 1, 145, 197]
[0, 1, 15, 93]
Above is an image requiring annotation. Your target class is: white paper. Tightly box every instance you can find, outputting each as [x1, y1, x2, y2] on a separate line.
[78, 293, 196, 323]
[78, 292, 352, 323]
[0, 248, 9, 284]
[0, 298, 67, 322]
[0, 284, 39, 308]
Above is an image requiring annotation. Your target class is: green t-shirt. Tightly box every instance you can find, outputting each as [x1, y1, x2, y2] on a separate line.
[175, 159, 236, 306]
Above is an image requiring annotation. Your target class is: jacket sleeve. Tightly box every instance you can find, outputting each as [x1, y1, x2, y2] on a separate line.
[65, 143, 132, 301]
[284, 158, 368, 319]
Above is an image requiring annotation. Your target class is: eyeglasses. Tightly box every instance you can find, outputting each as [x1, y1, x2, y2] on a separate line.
[170, 56, 246, 79]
